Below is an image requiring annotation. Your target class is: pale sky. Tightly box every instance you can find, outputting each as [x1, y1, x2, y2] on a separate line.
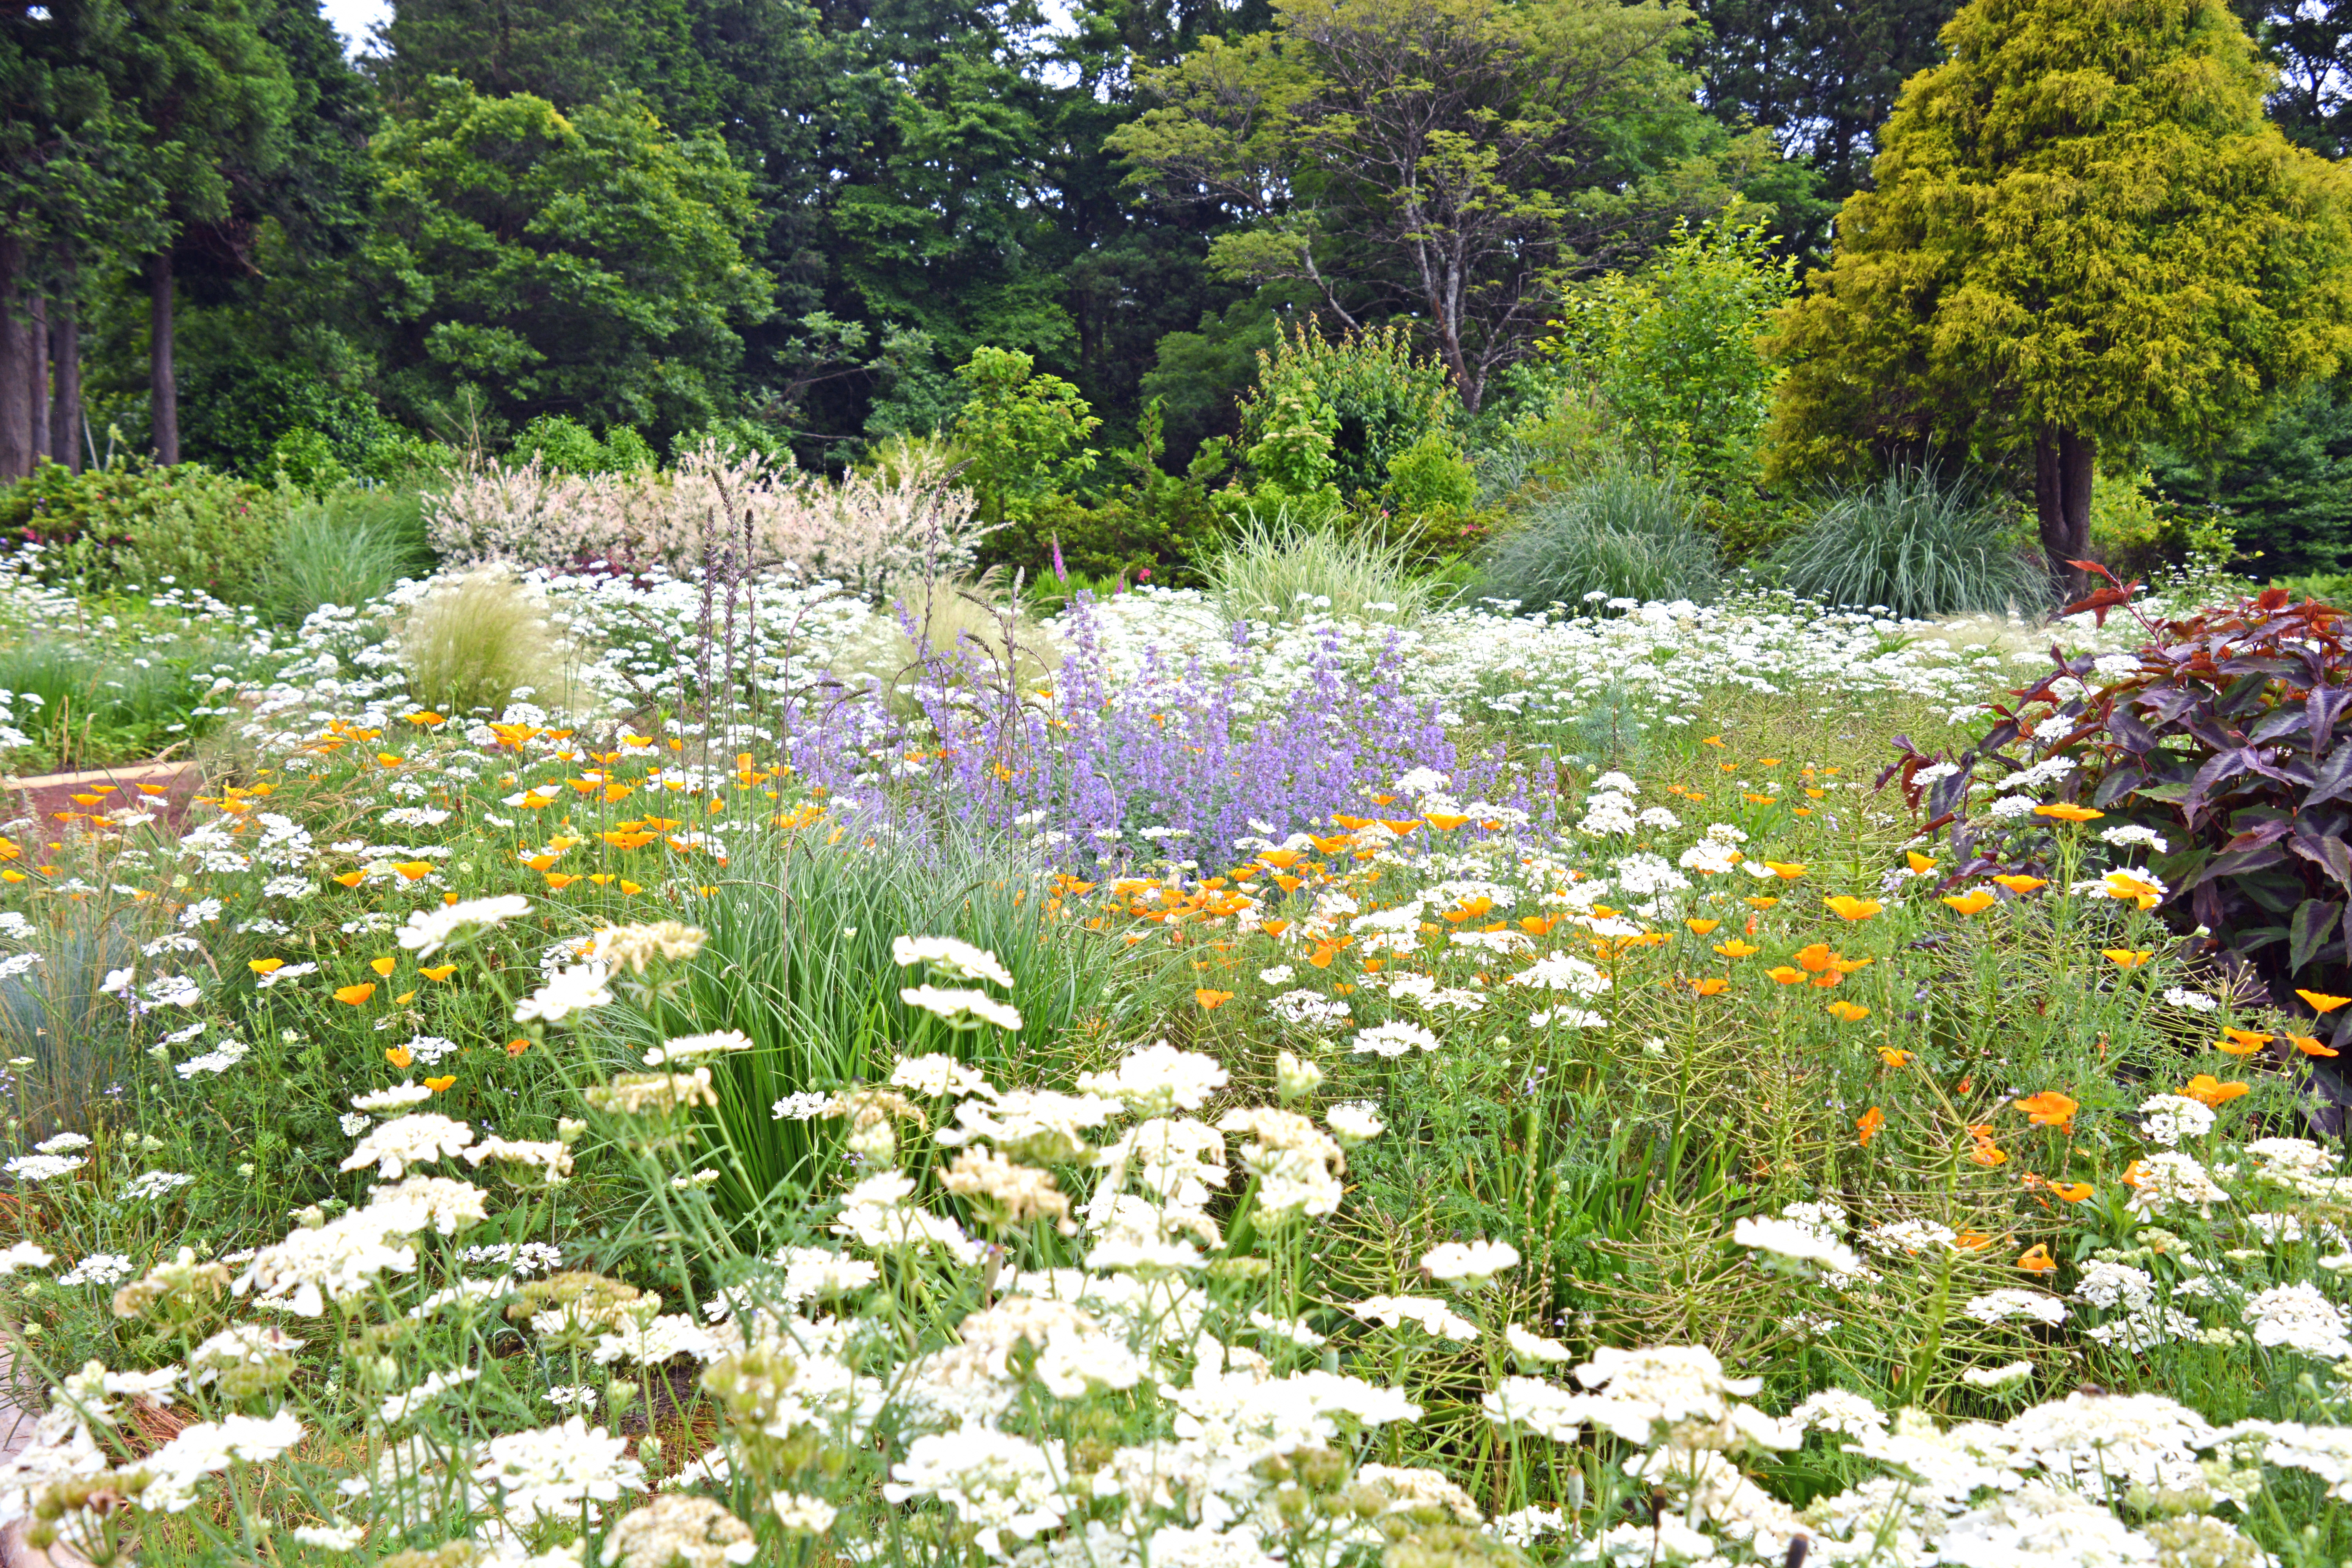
[319, 0, 392, 56]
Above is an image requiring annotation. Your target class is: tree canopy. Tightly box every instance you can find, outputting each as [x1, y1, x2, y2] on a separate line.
[1766, 0, 2352, 591]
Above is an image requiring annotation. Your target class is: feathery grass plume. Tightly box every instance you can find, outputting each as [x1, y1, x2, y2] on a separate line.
[1207, 505, 1439, 626]
[396, 567, 592, 718]
[1770, 467, 2047, 619]
[1476, 466, 1721, 612]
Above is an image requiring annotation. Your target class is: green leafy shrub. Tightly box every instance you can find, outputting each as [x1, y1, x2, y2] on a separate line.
[1769, 467, 2046, 618]
[1005, 402, 1227, 588]
[512, 414, 658, 475]
[256, 487, 432, 626]
[1888, 580, 2352, 1051]
[950, 347, 1102, 531]
[1545, 217, 1793, 500]
[0, 640, 232, 772]
[0, 458, 276, 604]
[1235, 321, 1461, 499]
[1475, 468, 1722, 610]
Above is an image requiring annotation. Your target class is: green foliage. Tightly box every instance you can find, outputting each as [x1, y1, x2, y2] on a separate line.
[1545, 217, 1793, 498]
[0, 906, 144, 1147]
[1013, 401, 1228, 587]
[0, 458, 274, 604]
[1769, 468, 2046, 617]
[1235, 323, 1463, 499]
[364, 78, 775, 445]
[1767, 0, 2352, 580]
[0, 637, 230, 773]
[512, 415, 657, 476]
[1896, 586, 2352, 1045]
[949, 347, 1103, 530]
[1205, 510, 1443, 624]
[1113, 0, 1794, 410]
[1477, 467, 1722, 609]
[2147, 377, 2352, 579]
[255, 488, 432, 627]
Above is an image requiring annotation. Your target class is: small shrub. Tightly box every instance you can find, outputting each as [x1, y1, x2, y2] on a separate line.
[256, 487, 431, 625]
[0, 904, 145, 1145]
[396, 568, 593, 717]
[0, 640, 225, 771]
[1206, 509, 1439, 625]
[0, 457, 275, 603]
[1888, 579, 2352, 1050]
[1771, 467, 2045, 618]
[512, 414, 657, 475]
[1476, 468, 1721, 610]
[1236, 321, 1461, 499]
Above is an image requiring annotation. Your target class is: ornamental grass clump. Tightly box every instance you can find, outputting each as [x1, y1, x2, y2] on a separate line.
[1476, 467, 1721, 612]
[395, 566, 592, 718]
[1205, 508, 1438, 626]
[1771, 466, 2046, 619]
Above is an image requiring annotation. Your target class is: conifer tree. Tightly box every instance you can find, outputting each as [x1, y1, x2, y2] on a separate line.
[1766, 0, 2352, 593]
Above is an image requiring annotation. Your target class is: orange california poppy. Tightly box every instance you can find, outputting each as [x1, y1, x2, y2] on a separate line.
[1825, 895, 1882, 922]
[1794, 942, 1837, 973]
[386, 1046, 413, 1069]
[2216, 1027, 2273, 1057]
[2047, 1181, 2095, 1203]
[1686, 918, 1722, 935]
[1688, 977, 1730, 996]
[1195, 989, 1234, 1009]
[2015, 1244, 2057, 1274]
[2014, 1091, 2078, 1131]
[2034, 803, 2103, 822]
[334, 983, 376, 1006]
[1878, 1047, 1912, 1067]
[1825, 1000, 1871, 1023]
[1764, 862, 1807, 880]
[370, 956, 397, 977]
[334, 871, 367, 888]
[1942, 889, 1998, 915]
[420, 965, 458, 982]
[2298, 990, 2352, 1014]
[1713, 939, 1759, 958]
[1990, 875, 2047, 894]
[2180, 1074, 2250, 1107]
[1969, 1136, 2009, 1167]
[2288, 1033, 2340, 1057]
[424, 1076, 457, 1093]
[1766, 965, 1807, 985]
[1906, 851, 1936, 874]
[1857, 1107, 1885, 1146]
[2102, 949, 2153, 968]
[248, 958, 284, 976]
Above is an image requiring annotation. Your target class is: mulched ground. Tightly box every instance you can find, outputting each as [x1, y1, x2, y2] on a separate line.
[2, 760, 207, 851]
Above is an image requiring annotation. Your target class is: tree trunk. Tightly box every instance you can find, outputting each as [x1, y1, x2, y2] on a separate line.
[0, 237, 29, 482]
[2033, 426, 2096, 600]
[28, 296, 47, 466]
[48, 287, 79, 472]
[148, 250, 179, 466]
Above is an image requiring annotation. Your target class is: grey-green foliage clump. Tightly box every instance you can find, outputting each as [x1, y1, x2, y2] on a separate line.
[1770, 467, 2048, 619]
[1476, 468, 1722, 612]
[256, 487, 432, 627]
[1207, 508, 1439, 626]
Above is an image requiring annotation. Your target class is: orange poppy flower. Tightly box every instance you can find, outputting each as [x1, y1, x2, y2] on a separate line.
[1763, 862, 1807, 879]
[334, 871, 368, 889]
[1942, 890, 1998, 915]
[386, 1046, 413, 1069]
[1825, 895, 1882, 922]
[1713, 939, 1759, 958]
[1195, 989, 1234, 1010]
[1825, 1000, 1871, 1023]
[2034, 804, 2103, 822]
[248, 958, 285, 976]
[2288, 1033, 2339, 1057]
[1766, 965, 1807, 985]
[334, 983, 376, 1006]
[420, 965, 458, 982]
[1905, 851, 1936, 874]
[1425, 813, 1469, 831]
[1794, 942, 1837, 973]
[2298, 990, 2352, 1014]
[2014, 1091, 2078, 1131]
[2216, 1027, 2272, 1057]
[1990, 875, 2047, 894]
[424, 1076, 457, 1093]
[1878, 1047, 1912, 1067]
[394, 861, 433, 882]
[545, 873, 580, 890]
[2180, 1074, 2250, 1107]
[370, 956, 397, 977]
[1686, 918, 1722, 935]
[1743, 895, 1779, 910]
[2102, 949, 2152, 968]
[2015, 1244, 2057, 1274]
[1688, 976, 1731, 996]
[2047, 1181, 2095, 1203]
[1955, 1230, 1994, 1251]
[1969, 1136, 2009, 1167]
[506, 1037, 532, 1056]
[1856, 1107, 1886, 1146]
